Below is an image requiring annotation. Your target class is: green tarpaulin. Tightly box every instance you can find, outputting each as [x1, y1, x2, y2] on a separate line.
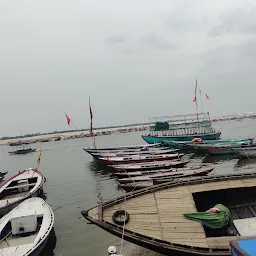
[184, 204, 238, 235]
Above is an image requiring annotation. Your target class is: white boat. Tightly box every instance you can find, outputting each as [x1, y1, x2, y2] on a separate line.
[84, 143, 161, 153]
[98, 153, 183, 165]
[90, 148, 177, 158]
[232, 146, 256, 157]
[85, 143, 160, 151]
[0, 168, 44, 217]
[0, 197, 54, 256]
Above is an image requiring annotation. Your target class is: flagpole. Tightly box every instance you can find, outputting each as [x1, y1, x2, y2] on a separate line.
[89, 97, 97, 149]
[195, 78, 199, 123]
[64, 112, 91, 147]
[199, 88, 204, 113]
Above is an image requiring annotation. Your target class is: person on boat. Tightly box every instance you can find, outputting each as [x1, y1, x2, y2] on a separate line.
[140, 146, 149, 151]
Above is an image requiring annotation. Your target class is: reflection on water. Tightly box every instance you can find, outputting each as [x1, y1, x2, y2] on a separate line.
[39, 228, 57, 256]
[88, 160, 114, 178]
[202, 154, 239, 164]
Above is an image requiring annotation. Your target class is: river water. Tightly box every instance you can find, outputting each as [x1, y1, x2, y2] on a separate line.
[0, 119, 256, 256]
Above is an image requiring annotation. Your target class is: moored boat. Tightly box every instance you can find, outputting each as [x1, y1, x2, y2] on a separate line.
[232, 144, 256, 157]
[82, 172, 256, 256]
[117, 165, 214, 183]
[162, 138, 254, 150]
[8, 144, 36, 155]
[114, 166, 212, 178]
[98, 153, 183, 165]
[85, 143, 161, 153]
[0, 197, 54, 256]
[142, 112, 221, 144]
[0, 168, 44, 217]
[90, 148, 178, 158]
[109, 159, 189, 172]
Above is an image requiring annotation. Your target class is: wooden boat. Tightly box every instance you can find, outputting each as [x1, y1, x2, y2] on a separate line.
[195, 142, 254, 155]
[117, 166, 214, 183]
[119, 181, 154, 192]
[98, 153, 183, 165]
[0, 197, 54, 256]
[8, 143, 36, 155]
[82, 172, 256, 256]
[0, 168, 44, 217]
[115, 166, 212, 177]
[232, 144, 256, 157]
[109, 159, 189, 172]
[162, 138, 254, 150]
[9, 148, 36, 155]
[90, 148, 178, 158]
[8, 141, 23, 147]
[85, 143, 161, 152]
[142, 112, 221, 144]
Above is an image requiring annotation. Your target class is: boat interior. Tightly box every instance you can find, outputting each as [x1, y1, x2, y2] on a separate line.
[0, 215, 43, 249]
[192, 186, 256, 237]
[0, 177, 38, 204]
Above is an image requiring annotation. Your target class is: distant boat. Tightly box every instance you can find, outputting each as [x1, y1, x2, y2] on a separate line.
[55, 136, 61, 141]
[0, 197, 54, 256]
[8, 141, 23, 147]
[8, 143, 36, 155]
[142, 112, 221, 144]
[0, 168, 44, 217]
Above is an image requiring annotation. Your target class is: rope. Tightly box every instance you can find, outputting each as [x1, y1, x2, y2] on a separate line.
[119, 195, 127, 255]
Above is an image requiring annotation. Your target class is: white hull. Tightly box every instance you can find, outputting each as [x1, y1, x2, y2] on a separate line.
[0, 168, 44, 217]
[0, 197, 54, 256]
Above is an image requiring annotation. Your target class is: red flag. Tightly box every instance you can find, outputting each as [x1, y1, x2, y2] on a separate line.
[206, 94, 211, 100]
[65, 113, 71, 125]
[89, 99, 93, 120]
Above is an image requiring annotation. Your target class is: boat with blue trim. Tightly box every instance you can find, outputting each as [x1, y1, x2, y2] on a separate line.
[142, 112, 221, 144]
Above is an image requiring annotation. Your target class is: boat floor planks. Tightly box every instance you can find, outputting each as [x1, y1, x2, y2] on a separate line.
[83, 173, 256, 255]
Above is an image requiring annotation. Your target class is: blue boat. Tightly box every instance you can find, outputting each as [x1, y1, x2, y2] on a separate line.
[142, 112, 221, 144]
[230, 236, 256, 256]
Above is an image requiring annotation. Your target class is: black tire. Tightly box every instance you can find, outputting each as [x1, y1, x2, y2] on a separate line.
[112, 210, 130, 225]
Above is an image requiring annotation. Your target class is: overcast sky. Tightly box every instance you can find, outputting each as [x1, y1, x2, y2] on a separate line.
[0, 0, 256, 136]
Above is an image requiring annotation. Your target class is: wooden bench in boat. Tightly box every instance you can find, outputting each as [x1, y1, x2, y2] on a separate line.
[4, 183, 37, 190]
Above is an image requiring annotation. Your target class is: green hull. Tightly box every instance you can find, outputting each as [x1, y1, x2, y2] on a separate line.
[142, 132, 221, 144]
[162, 138, 253, 150]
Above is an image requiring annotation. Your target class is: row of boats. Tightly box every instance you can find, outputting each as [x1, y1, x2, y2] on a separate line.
[163, 137, 256, 156]
[84, 144, 215, 192]
[0, 168, 54, 255]
[81, 140, 256, 256]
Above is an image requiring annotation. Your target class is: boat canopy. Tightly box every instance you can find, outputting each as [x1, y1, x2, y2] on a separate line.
[184, 204, 238, 235]
[148, 112, 217, 136]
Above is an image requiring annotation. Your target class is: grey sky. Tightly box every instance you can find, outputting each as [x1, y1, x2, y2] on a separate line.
[0, 0, 256, 136]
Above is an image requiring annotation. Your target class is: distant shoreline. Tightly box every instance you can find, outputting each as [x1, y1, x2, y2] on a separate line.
[1, 112, 255, 146]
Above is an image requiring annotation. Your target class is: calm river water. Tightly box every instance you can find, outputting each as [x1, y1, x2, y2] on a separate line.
[1, 119, 256, 256]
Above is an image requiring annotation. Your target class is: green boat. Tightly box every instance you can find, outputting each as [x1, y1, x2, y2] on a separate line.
[195, 141, 254, 155]
[142, 112, 221, 144]
[163, 138, 254, 150]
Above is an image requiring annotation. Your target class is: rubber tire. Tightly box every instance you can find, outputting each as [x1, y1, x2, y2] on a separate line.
[112, 210, 130, 225]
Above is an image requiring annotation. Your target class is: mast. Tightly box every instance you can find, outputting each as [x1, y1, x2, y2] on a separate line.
[194, 78, 200, 128]
[199, 87, 204, 113]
